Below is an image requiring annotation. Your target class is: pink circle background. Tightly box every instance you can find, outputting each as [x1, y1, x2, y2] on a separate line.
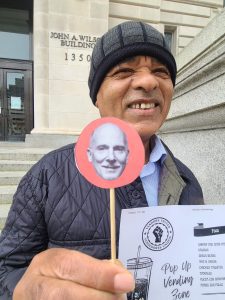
[74, 117, 145, 189]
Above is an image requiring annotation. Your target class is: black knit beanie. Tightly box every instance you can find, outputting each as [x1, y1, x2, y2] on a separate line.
[88, 21, 177, 105]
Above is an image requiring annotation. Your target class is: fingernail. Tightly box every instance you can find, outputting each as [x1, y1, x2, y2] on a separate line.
[114, 272, 135, 293]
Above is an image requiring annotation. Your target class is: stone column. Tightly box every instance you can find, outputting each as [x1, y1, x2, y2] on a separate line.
[29, 0, 109, 146]
[32, 0, 50, 132]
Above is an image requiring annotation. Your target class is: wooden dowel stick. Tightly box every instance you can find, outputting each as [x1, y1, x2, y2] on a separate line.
[110, 188, 116, 262]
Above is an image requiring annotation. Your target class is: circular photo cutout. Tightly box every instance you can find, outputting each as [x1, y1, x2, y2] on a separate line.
[75, 117, 145, 189]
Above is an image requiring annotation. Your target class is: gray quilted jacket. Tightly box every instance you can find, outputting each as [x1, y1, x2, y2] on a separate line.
[0, 143, 204, 299]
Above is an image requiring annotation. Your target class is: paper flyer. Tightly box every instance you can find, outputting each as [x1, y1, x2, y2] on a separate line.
[11, 96, 22, 110]
[119, 205, 225, 300]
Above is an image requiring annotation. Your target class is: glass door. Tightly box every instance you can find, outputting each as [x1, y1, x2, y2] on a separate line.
[6, 71, 26, 140]
[0, 64, 33, 141]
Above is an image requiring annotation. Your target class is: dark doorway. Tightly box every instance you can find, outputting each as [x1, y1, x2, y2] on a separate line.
[0, 60, 33, 141]
[0, 0, 33, 141]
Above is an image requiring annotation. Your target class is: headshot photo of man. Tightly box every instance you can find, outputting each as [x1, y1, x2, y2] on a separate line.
[87, 122, 129, 180]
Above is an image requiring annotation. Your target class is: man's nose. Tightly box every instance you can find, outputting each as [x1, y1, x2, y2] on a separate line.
[131, 69, 159, 92]
[106, 149, 116, 162]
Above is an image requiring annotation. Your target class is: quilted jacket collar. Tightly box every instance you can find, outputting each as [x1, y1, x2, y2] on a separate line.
[158, 151, 186, 206]
[120, 149, 186, 208]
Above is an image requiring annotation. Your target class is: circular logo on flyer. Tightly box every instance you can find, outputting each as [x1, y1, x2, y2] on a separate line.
[142, 217, 174, 251]
[75, 117, 145, 189]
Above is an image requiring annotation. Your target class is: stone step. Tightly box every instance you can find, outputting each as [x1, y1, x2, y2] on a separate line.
[0, 160, 37, 171]
[0, 148, 53, 161]
[0, 217, 6, 232]
[0, 145, 54, 233]
[0, 152, 44, 161]
[0, 203, 11, 231]
[0, 171, 26, 186]
[0, 186, 17, 204]
[0, 141, 27, 148]
[0, 203, 10, 219]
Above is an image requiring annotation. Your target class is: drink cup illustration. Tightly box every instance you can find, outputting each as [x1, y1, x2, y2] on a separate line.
[127, 253, 153, 300]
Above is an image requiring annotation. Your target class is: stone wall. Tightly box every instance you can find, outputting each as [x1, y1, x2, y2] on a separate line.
[159, 9, 225, 204]
[109, 0, 223, 53]
[29, 0, 223, 146]
[32, 0, 106, 139]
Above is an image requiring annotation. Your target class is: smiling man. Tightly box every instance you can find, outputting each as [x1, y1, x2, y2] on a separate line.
[87, 123, 129, 180]
[95, 55, 173, 164]
[0, 21, 204, 300]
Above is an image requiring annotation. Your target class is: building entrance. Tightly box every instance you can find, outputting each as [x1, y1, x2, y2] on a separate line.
[0, 60, 33, 141]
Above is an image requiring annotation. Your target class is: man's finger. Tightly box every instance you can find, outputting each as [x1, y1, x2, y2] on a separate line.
[31, 249, 135, 293]
[14, 274, 128, 300]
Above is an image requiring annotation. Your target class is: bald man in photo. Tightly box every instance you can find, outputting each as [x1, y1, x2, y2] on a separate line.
[87, 123, 129, 180]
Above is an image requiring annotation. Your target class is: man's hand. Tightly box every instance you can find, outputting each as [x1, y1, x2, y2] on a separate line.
[153, 226, 163, 243]
[13, 248, 135, 300]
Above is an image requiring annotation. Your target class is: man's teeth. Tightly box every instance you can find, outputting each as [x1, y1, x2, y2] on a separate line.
[130, 103, 156, 109]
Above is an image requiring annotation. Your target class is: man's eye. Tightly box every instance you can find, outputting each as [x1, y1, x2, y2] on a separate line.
[114, 146, 126, 152]
[153, 68, 171, 78]
[97, 146, 107, 151]
[111, 68, 134, 79]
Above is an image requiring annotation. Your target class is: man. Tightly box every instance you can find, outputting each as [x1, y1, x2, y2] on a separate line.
[0, 21, 204, 300]
[87, 123, 129, 180]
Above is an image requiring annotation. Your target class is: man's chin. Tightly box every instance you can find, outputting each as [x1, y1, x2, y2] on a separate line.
[101, 175, 119, 180]
[97, 171, 121, 181]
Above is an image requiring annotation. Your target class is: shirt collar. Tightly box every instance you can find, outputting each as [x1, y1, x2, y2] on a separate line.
[150, 135, 167, 164]
[140, 135, 167, 178]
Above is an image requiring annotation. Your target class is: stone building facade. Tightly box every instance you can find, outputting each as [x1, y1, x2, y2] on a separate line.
[0, 0, 224, 204]
[160, 9, 225, 204]
[0, 0, 223, 142]
[30, 0, 223, 143]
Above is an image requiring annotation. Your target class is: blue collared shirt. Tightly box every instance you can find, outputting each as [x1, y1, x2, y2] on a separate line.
[140, 136, 167, 206]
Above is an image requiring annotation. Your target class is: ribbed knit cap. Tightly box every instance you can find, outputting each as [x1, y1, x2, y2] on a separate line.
[88, 21, 177, 105]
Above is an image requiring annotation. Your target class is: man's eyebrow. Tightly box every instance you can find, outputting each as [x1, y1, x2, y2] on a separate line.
[114, 145, 126, 150]
[96, 144, 108, 149]
[107, 57, 137, 72]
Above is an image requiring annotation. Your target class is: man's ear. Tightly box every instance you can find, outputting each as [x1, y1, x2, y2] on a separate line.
[87, 148, 92, 162]
[95, 100, 99, 108]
